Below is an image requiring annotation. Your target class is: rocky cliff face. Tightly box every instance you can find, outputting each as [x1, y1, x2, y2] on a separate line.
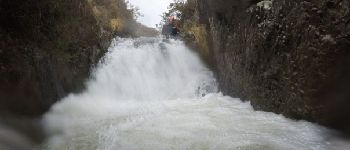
[0, 0, 135, 116]
[0, 0, 153, 145]
[0, 0, 157, 147]
[179, 0, 350, 133]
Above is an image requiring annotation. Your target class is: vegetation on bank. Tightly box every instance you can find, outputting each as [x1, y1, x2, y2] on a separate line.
[162, 0, 212, 65]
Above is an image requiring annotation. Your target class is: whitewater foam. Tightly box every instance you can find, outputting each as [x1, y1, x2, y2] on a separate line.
[41, 38, 350, 150]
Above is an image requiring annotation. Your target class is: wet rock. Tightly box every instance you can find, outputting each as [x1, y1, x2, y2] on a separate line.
[0, 0, 144, 146]
[179, 0, 350, 134]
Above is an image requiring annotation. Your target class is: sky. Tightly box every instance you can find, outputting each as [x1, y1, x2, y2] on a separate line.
[128, 0, 173, 28]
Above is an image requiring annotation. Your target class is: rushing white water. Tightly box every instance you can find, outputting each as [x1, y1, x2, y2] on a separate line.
[42, 38, 350, 150]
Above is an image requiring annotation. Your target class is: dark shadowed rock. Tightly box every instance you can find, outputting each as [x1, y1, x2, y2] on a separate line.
[0, 0, 142, 146]
[179, 0, 350, 134]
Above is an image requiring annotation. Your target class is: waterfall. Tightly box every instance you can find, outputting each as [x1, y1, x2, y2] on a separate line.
[41, 38, 350, 150]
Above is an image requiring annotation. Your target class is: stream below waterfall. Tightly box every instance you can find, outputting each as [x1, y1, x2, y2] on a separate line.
[41, 38, 350, 150]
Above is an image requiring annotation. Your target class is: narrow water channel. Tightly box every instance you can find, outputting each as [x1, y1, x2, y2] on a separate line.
[41, 38, 350, 150]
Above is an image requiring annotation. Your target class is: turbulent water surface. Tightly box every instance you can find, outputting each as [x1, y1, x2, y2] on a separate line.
[42, 38, 350, 150]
